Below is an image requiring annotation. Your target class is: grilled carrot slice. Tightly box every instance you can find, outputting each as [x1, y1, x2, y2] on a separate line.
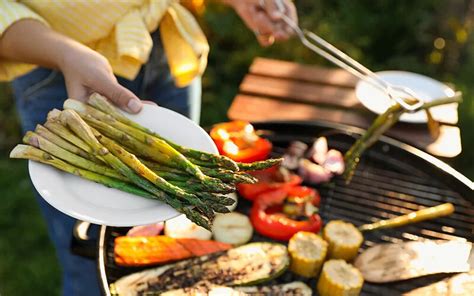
[177, 238, 232, 257]
[114, 236, 232, 267]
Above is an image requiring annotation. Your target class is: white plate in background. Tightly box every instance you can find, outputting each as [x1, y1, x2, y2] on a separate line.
[356, 71, 457, 123]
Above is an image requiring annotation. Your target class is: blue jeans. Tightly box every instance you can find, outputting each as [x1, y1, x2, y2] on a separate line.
[11, 34, 200, 296]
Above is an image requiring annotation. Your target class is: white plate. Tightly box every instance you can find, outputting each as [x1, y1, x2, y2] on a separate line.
[356, 71, 457, 123]
[29, 105, 218, 226]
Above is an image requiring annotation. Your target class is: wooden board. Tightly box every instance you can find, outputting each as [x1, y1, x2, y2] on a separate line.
[240, 74, 362, 108]
[228, 58, 462, 158]
[250, 57, 358, 88]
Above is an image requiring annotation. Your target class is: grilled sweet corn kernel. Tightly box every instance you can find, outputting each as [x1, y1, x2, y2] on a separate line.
[288, 231, 328, 277]
[317, 259, 364, 296]
[323, 220, 363, 260]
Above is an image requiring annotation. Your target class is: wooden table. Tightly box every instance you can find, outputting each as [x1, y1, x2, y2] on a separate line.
[228, 58, 462, 158]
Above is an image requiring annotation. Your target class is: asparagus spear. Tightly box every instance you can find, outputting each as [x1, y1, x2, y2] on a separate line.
[81, 114, 176, 165]
[11, 144, 211, 228]
[83, 114, 236, 193]
[57, 109, 211, 227]
[170, 180, 235, 206]
[44, 119, 92, 154]
[343, 93, 463, 183]
[63, 100, 228, 189]
[199, 167, 258, 184]
[343, 104, 404, 182]
[35, 124, 93, 161]
[86, 93, 239, 171]
[144, 159, 257, 185]
[22, 131, 127, 181]
[10, 145, 150, 197]
[235, 158, 283, 171]
[91, 129, 215, 219]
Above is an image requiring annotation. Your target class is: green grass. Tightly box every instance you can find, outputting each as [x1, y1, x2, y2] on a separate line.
[0, 157, 60, 295]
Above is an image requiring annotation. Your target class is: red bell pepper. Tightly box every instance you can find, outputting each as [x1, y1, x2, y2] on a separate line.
[250, 186, 322, 241]
[210, 121, 272, 163]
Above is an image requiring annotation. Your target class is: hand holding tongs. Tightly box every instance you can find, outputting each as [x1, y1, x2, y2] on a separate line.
[274, 0, 424, 112]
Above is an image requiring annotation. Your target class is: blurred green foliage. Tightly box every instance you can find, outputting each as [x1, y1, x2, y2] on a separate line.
[0, 1, 473, 295]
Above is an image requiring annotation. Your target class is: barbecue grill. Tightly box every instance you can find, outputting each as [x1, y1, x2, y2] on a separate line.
[91, 120, 473, 295]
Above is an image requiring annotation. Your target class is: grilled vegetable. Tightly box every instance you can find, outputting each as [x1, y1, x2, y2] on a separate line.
[161, 281, 312, 296]
[126, 223, 164, 237]
[111, 242, 289, 296]
[288, 231, 328, 277]
[250, 186, 322, 241]
[210, 121, 272, 163]
[22, 131, 126, 181]
[298, 158, 333, 184]
[307, 137, 345, 175]
[359, 203, 455, 232]
[323, 220, 363, 261]
[114, 236, 231, 267]
[87, 92, 240, 171]
[354, 240, 473, 283]
[212, 212, 253, 245]
[282, 141, 308, 169]
[317, 259, 364, 296]
[35, 124, 95, 161]
[164, 215, 212, 240]
[10, 145, 151, 198]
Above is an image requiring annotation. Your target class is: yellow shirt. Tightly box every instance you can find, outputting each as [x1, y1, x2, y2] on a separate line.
[0, 0, 209, 87]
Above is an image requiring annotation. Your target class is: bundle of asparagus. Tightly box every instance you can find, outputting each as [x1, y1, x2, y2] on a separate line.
[10, 93, 282, 230]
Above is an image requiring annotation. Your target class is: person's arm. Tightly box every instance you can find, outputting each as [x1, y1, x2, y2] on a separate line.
[0, 19, 143, 113]
[222, 0, 298, 47]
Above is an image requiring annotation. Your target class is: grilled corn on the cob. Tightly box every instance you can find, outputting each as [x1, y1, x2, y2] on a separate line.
[288, 231, 328, 277]
[323, 220, 363, 260]
[317, 259, 364, 296]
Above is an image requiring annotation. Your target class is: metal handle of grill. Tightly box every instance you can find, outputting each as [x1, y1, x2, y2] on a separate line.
[70, 220, 98, 259]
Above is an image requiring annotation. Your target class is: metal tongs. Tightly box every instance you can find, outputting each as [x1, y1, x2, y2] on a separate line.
[274, 0, 424, 112]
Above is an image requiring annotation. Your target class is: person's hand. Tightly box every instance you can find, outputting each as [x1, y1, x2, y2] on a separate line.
[59, 45, 143, 113]
[224, 0, 298, 47]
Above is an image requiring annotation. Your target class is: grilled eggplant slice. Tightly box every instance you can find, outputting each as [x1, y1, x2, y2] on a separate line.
[111, 243, 289, 296]
[161, 281, 312, 296]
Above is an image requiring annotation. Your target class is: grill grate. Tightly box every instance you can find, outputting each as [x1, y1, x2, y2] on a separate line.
[98, 121, 473, 296]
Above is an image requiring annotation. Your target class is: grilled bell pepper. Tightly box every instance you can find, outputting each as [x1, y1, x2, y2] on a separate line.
[210, 121, 272, 163]
[237, 166, 302, 201]
[250, 186, 322, 241]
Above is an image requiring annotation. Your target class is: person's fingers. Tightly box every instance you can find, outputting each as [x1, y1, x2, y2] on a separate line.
[258, 0, 293, 41]
[261, 0, 283, 22]
[252, 8, 277, 46]
[95, 78, 143, 113]
[256, 34, 275, 47]
[251, 7, 275, 34]
[64, 79, 89, 102]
